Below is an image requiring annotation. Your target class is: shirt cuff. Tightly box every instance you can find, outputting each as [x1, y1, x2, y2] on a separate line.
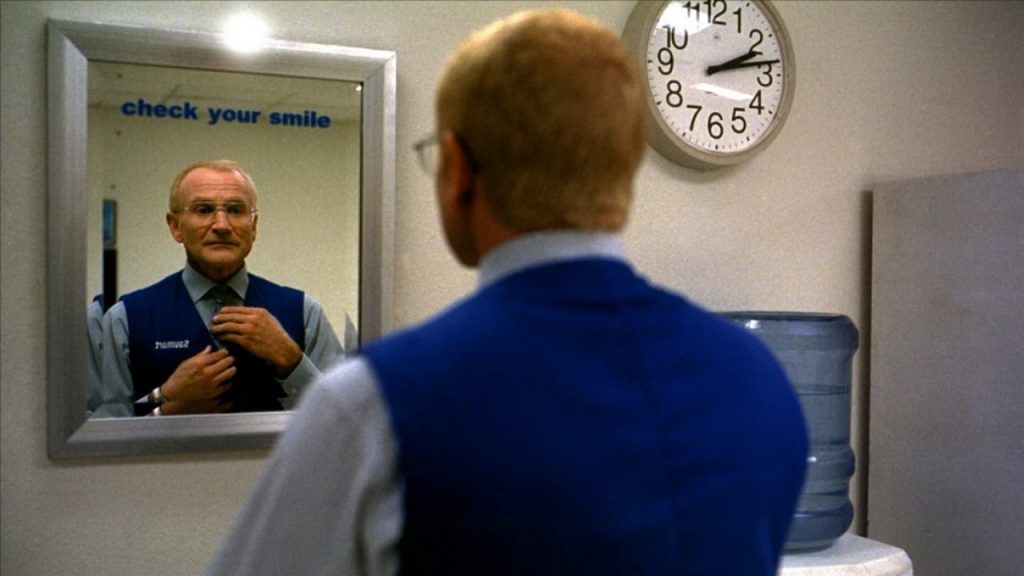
[278, 354, 318, 398]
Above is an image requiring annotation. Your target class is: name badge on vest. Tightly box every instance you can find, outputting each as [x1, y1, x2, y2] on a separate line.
[154, 340, 190, 350]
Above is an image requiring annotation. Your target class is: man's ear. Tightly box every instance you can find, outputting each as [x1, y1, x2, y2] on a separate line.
[166, 211, 183, 243]
[439, 130, 476, 205]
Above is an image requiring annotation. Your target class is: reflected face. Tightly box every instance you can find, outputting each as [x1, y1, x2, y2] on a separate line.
[167, 167, 258, 282]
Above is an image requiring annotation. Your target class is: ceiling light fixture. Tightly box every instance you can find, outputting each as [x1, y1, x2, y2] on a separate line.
[223, 13, 271, 54]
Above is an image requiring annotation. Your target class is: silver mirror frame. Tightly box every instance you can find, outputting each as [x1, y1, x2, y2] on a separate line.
[47, 19, 395, 458]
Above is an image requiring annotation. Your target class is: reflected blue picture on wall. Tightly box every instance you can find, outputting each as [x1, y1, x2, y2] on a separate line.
[102, 199, 116, 248]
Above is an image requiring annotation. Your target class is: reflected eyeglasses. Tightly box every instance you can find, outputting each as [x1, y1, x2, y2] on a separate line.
[176, 202, 257, 224]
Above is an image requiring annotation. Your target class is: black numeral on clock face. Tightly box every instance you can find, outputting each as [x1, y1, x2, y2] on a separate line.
[657, 47, 674, 75]
[666, 80, 684, 108]
[750, 90, 764, 114]
[665, 25, 688, 50]
[684, 105, 750, 140]
[684, 0, 727, 25]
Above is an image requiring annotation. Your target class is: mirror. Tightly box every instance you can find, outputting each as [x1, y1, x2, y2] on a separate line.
[48, 19, 395, 457]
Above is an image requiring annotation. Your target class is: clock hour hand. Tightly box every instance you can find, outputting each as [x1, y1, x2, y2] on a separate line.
[706, 51, 779, 75]
[706, 50, 760, 75]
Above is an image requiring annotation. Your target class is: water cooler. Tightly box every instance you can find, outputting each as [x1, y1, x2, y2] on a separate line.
[723, 312, 912, 575]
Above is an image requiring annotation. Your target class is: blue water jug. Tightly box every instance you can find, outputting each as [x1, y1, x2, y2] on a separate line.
[721, 312, 858, 552]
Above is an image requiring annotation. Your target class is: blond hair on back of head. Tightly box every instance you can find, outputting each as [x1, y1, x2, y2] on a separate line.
[436, 9, 646, 232]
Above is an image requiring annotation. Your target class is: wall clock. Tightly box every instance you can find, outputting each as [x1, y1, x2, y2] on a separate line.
[623, 0, 795, 169]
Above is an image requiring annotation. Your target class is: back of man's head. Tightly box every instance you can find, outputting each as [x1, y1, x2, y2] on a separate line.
[436, 9, 646, 233]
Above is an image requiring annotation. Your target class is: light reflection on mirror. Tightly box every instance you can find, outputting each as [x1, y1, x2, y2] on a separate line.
[86, 61, 362, 417]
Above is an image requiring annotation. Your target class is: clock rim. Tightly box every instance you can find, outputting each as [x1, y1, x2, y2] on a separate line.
[623, 0, 797, 170]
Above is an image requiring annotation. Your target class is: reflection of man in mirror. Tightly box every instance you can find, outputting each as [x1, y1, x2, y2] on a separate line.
[208, 10, 807, 576]
[94, 159, 348, 416]
[86, 294, 106, 413]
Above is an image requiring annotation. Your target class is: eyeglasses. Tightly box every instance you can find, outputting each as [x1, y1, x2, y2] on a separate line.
[412, 132, 480, 175]
[177, 202, 257, 224]
[413, 133, 440, 175]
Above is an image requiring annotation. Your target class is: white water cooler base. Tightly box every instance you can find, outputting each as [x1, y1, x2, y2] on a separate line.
[779, 534, 912, 575]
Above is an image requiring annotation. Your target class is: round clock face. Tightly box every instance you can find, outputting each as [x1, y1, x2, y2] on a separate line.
[624, 0, 795, 169]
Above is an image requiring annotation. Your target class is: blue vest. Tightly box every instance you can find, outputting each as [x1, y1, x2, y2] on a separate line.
[365, 259, 808, 576]
[122, 272, 305, 414]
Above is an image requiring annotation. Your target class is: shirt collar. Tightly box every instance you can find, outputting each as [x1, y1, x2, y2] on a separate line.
[182, 263, 249, 303]
[478, 230, 628, 289]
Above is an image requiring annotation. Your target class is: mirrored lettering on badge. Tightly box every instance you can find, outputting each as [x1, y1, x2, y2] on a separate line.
[154, 340, 190, 350]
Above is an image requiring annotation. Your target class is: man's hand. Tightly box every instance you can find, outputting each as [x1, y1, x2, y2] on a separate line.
[211, 306, 303, 378]
[159, 345, 236, 414]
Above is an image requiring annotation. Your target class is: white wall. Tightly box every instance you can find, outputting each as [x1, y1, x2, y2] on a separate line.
[2, 2, 1022, 575]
